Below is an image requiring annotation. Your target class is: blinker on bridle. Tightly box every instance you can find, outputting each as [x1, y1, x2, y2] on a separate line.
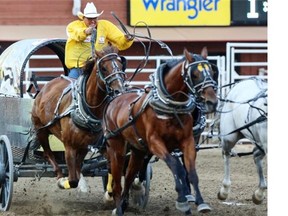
[181, 60, 217, 95]
[96, 53, 126, 87]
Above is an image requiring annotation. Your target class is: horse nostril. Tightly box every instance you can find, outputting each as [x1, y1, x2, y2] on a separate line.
[206, 100, 218, 113]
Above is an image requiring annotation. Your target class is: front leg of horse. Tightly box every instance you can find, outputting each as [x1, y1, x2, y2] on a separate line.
[126, 152, 145, 208]
[252, 148, 267, 204]
[76, 148, 89, 193]
[164, 154, 192, 215]
[217, 152, 231, 201]
[108, 148, 126, 216]
[188, 168, 211, 213]
[182, 140, 211, 213]
[58, 147, 79, 189]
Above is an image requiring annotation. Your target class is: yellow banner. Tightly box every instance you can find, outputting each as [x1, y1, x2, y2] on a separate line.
[129, 0, 231, 26]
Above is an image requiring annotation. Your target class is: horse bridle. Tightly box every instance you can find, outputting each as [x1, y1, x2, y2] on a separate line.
[96, 53, 126, 94]
[181, 59, 218, 98]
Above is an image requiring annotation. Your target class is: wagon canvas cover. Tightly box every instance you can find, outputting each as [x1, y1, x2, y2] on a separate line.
[0, 38, 66, 97]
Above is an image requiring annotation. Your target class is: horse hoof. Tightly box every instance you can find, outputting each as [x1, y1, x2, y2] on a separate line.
[175, 200, 191, 213]
[252, 194, 264, 205]
[112, 208, 117, 215]
[57, 177, 70, 189]
[103, 191, 114, 204]
[217, 191, 227, 200]
[112, 208, 123, 216]
[131, 181, 145, 206]
[197, 203, 212, 213]
[185, 194, 195, 202]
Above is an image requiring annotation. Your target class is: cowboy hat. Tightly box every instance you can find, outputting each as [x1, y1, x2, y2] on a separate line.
[77, 2, 103, 20]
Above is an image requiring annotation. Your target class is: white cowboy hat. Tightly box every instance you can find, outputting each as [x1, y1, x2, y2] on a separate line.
[77, 2, 103, 20]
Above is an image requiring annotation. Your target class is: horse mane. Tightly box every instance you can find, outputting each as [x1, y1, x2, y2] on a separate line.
[165, 56, 185, 69]
[82, 45, 119, 76]
[82, 59, 95, 75]
[165, 52, 202, 69]
[192, 53, 204, 61]
[101, 45, 118, 55]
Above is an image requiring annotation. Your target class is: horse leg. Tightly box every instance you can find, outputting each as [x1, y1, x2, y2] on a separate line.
[107, 140, 126, 216]
[104, 173, 114, 203]
[217, 136, 237, 201]
[252, 147, 267, 204]
[125, 150, 145, 207]
[162, 154, 192, 215]
[76, 148, 89, 193]
[179, 154, 195, 202]
[182, 141, 211, 213]
[37, 132, 63, 179]
[58, 146, 78, 189]
[149, 137, 191, 214]
[137, 154, 152, 183]
[182, 134, 201, 203]
[217, 150, 231, 201]
[104, 150, 115, 203]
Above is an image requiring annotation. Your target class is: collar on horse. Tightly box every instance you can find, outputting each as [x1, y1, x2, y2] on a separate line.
[148, 63, 196, 115]
[38, 74, 107, 134]
[70, 73, 108, 133]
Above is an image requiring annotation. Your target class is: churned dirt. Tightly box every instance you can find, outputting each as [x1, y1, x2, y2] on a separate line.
[0, 145, 267, 216]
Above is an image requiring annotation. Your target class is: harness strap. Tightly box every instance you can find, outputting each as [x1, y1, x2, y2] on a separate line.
[34, 76, 75, 132]
[104, 90, 152, 140]
[222, 115, 266, 137]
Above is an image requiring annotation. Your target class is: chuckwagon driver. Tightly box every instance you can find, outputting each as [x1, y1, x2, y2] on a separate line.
[65, 2, 134, 79]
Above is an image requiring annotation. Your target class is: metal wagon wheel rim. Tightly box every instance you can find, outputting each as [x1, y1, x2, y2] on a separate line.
[0, 135, 14, 211]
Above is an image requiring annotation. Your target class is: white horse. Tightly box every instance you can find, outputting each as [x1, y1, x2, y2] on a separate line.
[217, 77, 267, 204]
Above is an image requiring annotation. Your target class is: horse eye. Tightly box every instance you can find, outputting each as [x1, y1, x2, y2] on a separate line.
[101, 66, 107, 72]
[191, 70, 198, 79]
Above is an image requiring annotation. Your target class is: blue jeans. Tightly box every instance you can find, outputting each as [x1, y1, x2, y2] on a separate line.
[68, 68, 83, 79]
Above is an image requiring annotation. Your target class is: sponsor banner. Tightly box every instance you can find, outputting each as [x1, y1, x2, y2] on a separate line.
[129, 0, 231, 26]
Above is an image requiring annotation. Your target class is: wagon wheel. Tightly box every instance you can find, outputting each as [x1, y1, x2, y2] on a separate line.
[141, 162, 152, 209]
[0, 135, 14, 211]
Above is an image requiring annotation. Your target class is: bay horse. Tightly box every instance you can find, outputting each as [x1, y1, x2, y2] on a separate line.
[30, 45, 126, 189]
[217, 77, 267, 204]
[103, 47, 218, 215]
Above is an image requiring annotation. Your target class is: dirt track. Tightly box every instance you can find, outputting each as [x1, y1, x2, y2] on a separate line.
[0, 145, 267, 216]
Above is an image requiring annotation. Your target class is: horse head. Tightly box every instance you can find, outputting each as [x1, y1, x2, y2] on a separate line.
[94, 45, 126, 96]
[182, 47, 218, 113]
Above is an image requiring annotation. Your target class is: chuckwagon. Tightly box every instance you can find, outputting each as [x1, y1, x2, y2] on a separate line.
[0, 38, 152, 211]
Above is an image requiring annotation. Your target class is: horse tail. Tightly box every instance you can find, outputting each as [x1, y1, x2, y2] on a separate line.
[27, 127, 41, 150]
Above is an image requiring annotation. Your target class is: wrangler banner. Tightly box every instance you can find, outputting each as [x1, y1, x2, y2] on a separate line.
[129, 0, 231, 26]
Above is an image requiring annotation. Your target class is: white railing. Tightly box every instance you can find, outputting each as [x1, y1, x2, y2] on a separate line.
[24, 55, 64, 90]
[226, 42, 268, 85]
[24, 54, 226, 91]
[23, 43, 268, 145]
[222, 42, 268, 144]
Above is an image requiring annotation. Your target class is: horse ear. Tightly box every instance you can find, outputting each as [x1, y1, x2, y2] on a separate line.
[201, 46, 208, 59]
[184, 48, 193, 62]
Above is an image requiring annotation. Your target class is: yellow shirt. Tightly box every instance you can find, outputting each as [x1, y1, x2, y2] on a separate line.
[65, 19, 133, 69]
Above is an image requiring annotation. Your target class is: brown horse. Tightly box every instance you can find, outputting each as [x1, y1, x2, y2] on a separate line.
[103, 47, 218, 215]
[30, 45, 126, 189]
